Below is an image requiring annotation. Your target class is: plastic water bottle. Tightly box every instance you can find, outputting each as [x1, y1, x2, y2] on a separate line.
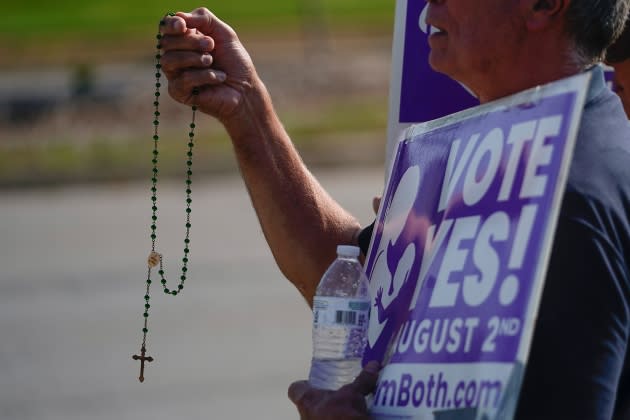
[308, 245, 371, 390]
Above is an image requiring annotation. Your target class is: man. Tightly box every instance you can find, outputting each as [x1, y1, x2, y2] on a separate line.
[160, 0, 630, 418]
[606, 17, 630, 116]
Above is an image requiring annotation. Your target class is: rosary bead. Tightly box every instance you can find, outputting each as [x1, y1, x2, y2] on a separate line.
[152, 205, 158, 211]
[184, 247, 190, 253]
[190, 123, 196, 128]
[178, 285, 184, 290]
[153, 101, 159, 107]
[156, 64, 162, 69]
[185, 208, 191, 214]
[187, 170, 192, 176]
[183, 257, 189, 263]
[156, 44, 162, 49]
[161, 279, 167, 284]
[187, 151, 193, 157]
[143, 328, 148, 333]
[186, 180, 192, 185]
[145, 295, 150, 301]
[153, 120, 159, 126]
[151, 224, 157, 231]
[182, 267, 188, 272]
[186, 198, 192, 204]
[159, 20, 165, 26]
[151, 196, 157, 202]
[180, 275, 186, 281]
[155, 91, 161, 96]
[171, 291, 178, 296]
[164, 288, 170, 294]
[156, 53, 162, 59]
[186, 160, 192, 167]
[153, 150, 159, 155]
[145, 303, 151, 309]
[152, 215, 157, 221]
[153, 168, 159, 173]
[184, 239, 190, 244]
[185, 223, 191, 228]
[192, 105, 198, 111]
[153, 135, 159, 141]
[155, 72, 161, 78]
[152, 159, 158, 164]
[147, 279, 152, 285]
[188, 142, 194, 148]
[150, 234, 156, 240]
[156, 34, 162, 40]
[159, 269, 164, 275]
[143, 312, 149, 318]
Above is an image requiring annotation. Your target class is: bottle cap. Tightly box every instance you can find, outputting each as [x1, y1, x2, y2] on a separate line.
[337, 245, 360, 258]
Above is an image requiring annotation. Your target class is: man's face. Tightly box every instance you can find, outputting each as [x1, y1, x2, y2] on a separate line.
[425, 0, 524, 100]
[611, 60, 630, 118]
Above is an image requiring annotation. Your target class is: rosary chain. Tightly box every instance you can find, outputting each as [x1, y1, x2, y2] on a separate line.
[139, 12, 198, 352]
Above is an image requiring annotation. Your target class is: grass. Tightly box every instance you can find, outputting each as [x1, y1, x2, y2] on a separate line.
[3, 0, 394, 66]
[0, 97, 388, 188]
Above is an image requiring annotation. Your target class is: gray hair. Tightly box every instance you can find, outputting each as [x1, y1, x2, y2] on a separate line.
[565, 0, 630, 64]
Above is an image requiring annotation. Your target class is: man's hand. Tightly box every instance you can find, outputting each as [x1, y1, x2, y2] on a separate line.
[160, 8, 256, 121]
[288, 361, 381, 420]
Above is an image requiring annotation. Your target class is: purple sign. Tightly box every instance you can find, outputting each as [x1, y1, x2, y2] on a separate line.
[398, 2, 478, 123]
[364, 74, 590, 418]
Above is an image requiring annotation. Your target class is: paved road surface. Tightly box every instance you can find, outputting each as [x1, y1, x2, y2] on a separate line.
[0, 166, 384, 420]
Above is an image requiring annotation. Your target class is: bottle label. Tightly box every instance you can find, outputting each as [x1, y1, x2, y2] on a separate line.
[312, 296, 371, 359]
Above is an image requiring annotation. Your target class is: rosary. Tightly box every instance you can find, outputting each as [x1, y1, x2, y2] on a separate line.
[132, 13, 199, 383]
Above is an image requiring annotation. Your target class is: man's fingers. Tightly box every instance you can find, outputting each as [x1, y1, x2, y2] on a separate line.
[177, 8, 237, 41]
[288, 380, 311, 404]
[161, 15, 187, 35]
[348, 361, 381, 395]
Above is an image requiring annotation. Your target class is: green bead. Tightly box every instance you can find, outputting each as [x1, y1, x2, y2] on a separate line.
[151, 196, 157, 202]
[186, 198, 192, 204]
[171, 291, 178, 296]
[156, 64, 162, 69]
[150, 234, 156, 239]
[153, 135, 159, 140]
[186, 160, 192, 167]
[184, 247, 190, 253]
[151, 224, 156, 230]
[188, 142, 194, 148]
[152, 205, 158, 211]
[155, 72, 161, 78]
[143, 328, 149, 333]
[159, 20, 165, 26]
[180, 275, 186, 281]
[153, 150, 159, 155]
[192, 105, 198, 111]
[147, 279, 152, 284]
[145, 303, 151, 309]
[154, 111, 160, 117]
[164, 288, 170, 294]
[186, 208, 191, 214]
[144, 295, 150, 300]
[161, 279, 167, 284]
[190, 123, 196, 128]
[187, 151, 193, 157]
[187, 170, 192, 176]
[143, 312, 149, 317]
[186, 180, 192, 185]
[178, 285, 184, 290]
[185, 223, 191, 228]
[154, 101, 159, 106]
[156, 53, 162, 59]
[156, 44, 162, 49]
[153, 120, 159, 126]
[156, 34, 162, 40]
[152, 215, 157, 221]
[155, 91, 161, 96]
[183, 257, 188, 263]
[153, 168, 159, 173]
[186, 189, 191, 194]
[152, 159, 158, 164]
[159, 270, 164, 275]
[189, 132, 194, 138]
[167, 12, 176, 16]
[182, 267, 188, 272]
[184, 239, 190, 244]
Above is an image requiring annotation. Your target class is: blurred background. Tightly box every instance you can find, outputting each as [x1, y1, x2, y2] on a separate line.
[1, 1, 394, 419]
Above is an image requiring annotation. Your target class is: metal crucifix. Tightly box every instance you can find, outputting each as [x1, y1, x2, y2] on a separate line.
[132, 347, 154, 382]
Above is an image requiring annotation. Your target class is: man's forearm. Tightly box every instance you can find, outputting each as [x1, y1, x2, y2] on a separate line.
[221, 76, 362, 305]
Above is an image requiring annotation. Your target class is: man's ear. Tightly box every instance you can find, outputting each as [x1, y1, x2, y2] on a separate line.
[521, 0, 570, 31]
